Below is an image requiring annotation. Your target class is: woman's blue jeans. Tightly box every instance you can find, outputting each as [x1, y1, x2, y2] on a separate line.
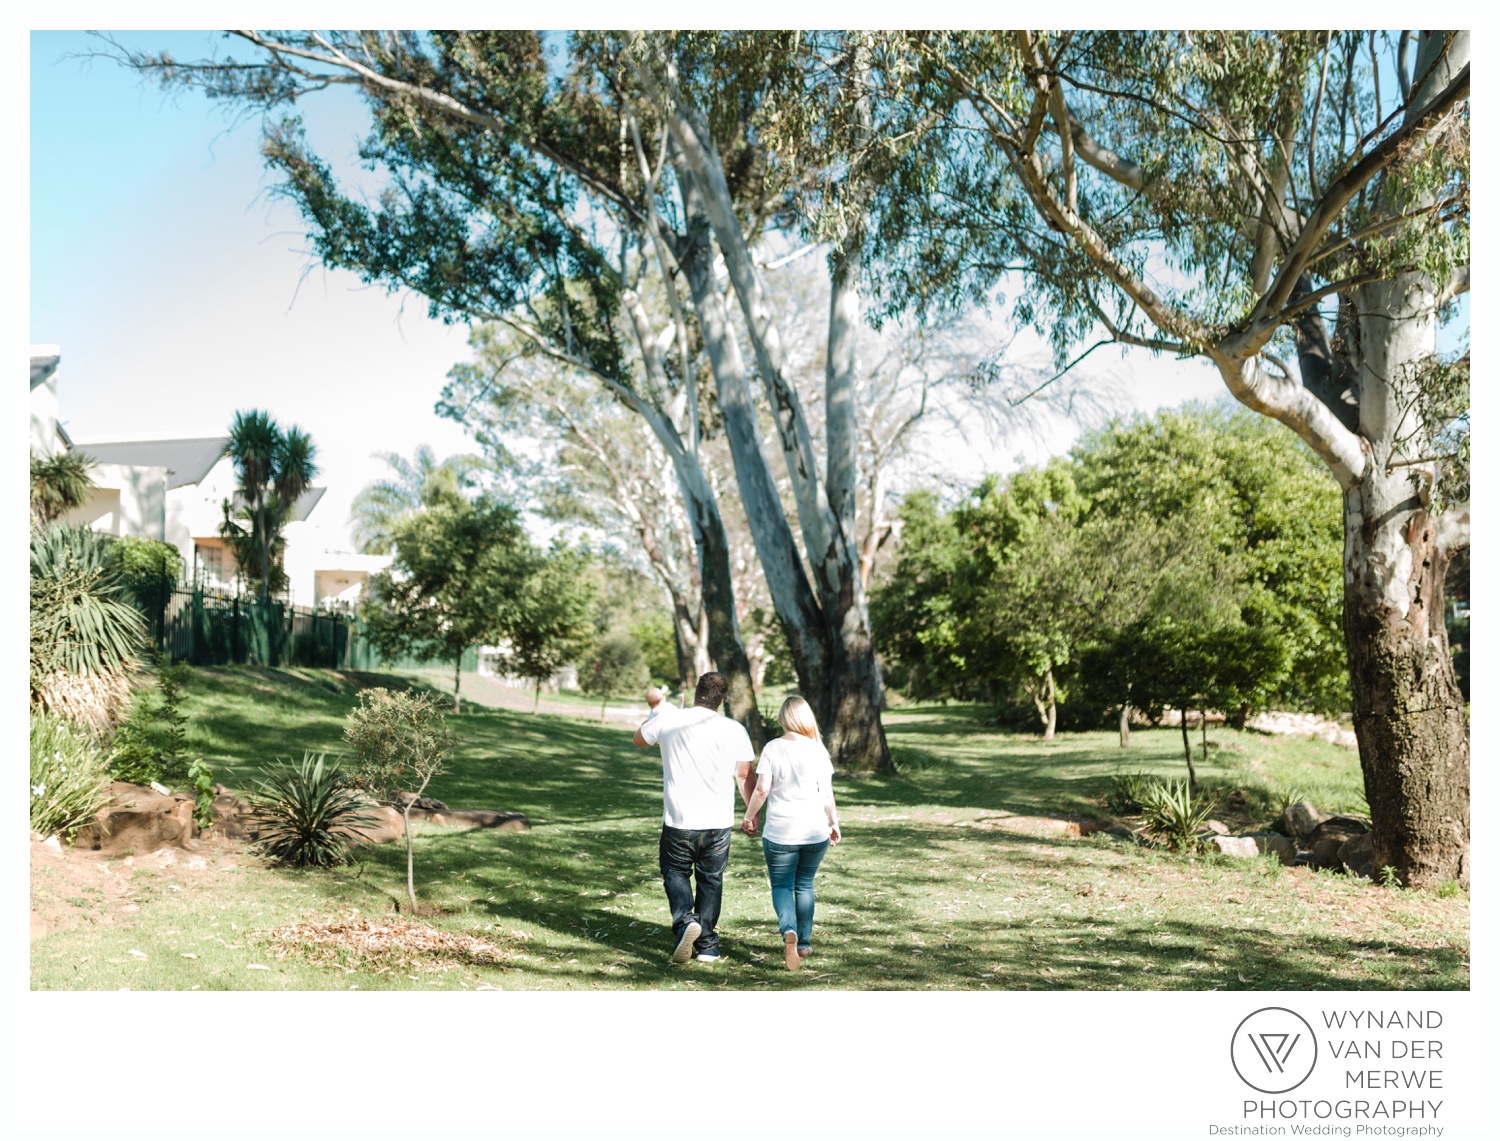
[761, 838, 830, 951]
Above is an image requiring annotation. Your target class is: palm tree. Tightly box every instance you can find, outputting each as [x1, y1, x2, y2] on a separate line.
[220, 410, 319, 605]
[30, 450, 96, 527]
[348, 445, 480, 554]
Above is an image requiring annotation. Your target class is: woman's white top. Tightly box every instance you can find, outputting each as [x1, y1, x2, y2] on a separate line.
[755, 733, 835, 846]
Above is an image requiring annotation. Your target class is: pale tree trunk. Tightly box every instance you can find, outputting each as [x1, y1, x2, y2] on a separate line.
[674, 166, 830, 711]
[1337, 274, 1469, 887]
[1118, 703, 1130, 748]
[452, 657, 462, 715]
[676, 473, 766, 752]
[656, 75, 890, 772]
[617, 296, 766, 751]
[823, 237, 891, 769]
[1027, 668, 1057, 740]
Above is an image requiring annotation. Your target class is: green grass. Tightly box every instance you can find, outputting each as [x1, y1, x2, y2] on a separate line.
[29, 668, 1468, 991]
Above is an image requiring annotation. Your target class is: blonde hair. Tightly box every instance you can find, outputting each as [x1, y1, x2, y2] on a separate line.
[777, 694, 822, 742]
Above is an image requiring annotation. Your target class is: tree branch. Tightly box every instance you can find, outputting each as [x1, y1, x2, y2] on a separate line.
[1251, 61, 1469, 329]
[1434, 501, 1469, 556]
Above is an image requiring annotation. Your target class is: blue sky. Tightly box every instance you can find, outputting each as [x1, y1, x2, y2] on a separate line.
[31, 31, 476, 550]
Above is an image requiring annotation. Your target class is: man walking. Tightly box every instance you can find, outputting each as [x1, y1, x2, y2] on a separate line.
[633, 671, 757, 964]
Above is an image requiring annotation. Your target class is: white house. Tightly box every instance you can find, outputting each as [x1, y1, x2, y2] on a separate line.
[30, 345, 392, 609]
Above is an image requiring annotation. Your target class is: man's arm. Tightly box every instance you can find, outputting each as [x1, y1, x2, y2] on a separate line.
[741, 766, 771, 833]
[635, 687, 665, 747]
[735, 761, 757, 809]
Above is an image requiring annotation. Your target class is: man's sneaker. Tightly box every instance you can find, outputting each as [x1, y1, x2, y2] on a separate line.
[694, 951, 722, 963]
[671, 921, 703, 964]
[784, 930, 801, 972]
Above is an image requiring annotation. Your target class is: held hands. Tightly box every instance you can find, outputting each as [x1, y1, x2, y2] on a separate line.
[741, 813, 759, 835]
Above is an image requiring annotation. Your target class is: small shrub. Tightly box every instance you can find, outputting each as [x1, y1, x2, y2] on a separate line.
[344, 689, 453, 913]
[107, 692, 162, 784]
[1138, 780, 1217, 852]
[186, 757, 216, 830]
[106, 655, 193, 785]
[1378, 865, 1403, 890]
[30, 713, 114, 840]
[1106, 771, 1161, 814]
[246, 753, 379, 868]
[153, 657, 192, 782]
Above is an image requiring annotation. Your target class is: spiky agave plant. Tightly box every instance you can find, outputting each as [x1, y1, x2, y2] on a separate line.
[30, 525, 145, 729]
[246, 753, 380, 868]
[1138, 780, 1217, 853]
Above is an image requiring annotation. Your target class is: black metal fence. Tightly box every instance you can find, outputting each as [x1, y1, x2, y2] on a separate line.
[133, 585, 475, 673]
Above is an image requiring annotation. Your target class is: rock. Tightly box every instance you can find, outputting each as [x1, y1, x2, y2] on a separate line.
[1245, 832, 1297, 865]
[1210, 836, 1261, 858]
[1312, 837, 1345, 870]
[1205, 819, 1230, 835]
[1305, 815, 1370, 847]
[1276, 800, 1330, 841]
[405, 807, 531, 832]
[71, 782, 199, 854]
[43, 835, 62, 852]
[209, 794, 260, 840]
[338, 805, 406, 845]
[1338, 832, 1376, 880]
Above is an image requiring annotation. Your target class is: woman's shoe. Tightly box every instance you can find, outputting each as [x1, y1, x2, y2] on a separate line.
[784, 930, 801, 971]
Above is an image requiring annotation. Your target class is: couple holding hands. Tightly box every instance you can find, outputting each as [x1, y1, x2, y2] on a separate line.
[632, 672, 841, 972]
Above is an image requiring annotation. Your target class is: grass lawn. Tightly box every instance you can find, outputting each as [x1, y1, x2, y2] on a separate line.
[30, 666, 1469, 991]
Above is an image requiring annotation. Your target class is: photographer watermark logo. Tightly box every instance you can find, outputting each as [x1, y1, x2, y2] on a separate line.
[1230, 1007, 1318, 1094]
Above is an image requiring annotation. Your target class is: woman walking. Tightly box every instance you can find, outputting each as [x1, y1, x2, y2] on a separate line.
[741, 695, 841, 971]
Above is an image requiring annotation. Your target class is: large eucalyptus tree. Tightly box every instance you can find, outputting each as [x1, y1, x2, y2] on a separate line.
[114, 31, 770, 748]
[114, 30, 940, 769]
[893, 31, 1469, 885]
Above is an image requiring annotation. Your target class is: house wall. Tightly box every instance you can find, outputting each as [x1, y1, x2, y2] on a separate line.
[30, 374, 59, 458]
[62, 462, 168, 539]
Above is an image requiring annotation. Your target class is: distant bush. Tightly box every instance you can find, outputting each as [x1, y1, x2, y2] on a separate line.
[30, 713, 113, 841]
[246, 753, 378, 868]
[110, 535, 183, 591]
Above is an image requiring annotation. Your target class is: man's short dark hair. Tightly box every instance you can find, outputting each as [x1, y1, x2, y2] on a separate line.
[694, 671, 730, 710]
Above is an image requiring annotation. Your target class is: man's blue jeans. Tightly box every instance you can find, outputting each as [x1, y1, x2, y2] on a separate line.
[761, 838, 830, 952]
[659, 825, 731, 954]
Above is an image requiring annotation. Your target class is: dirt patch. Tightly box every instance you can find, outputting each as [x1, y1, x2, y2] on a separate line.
[254, 914, 531, 973]
[29, 832, 246, 940]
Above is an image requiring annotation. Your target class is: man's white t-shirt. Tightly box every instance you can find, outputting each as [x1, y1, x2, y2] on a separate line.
[639, 705, 755, 829]
[755, 733, 835, 846]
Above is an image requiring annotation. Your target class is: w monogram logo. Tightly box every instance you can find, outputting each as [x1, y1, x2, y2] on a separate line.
[1230, 1008, 1318, 1093]
[1247, 1031, 1301, 1074]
